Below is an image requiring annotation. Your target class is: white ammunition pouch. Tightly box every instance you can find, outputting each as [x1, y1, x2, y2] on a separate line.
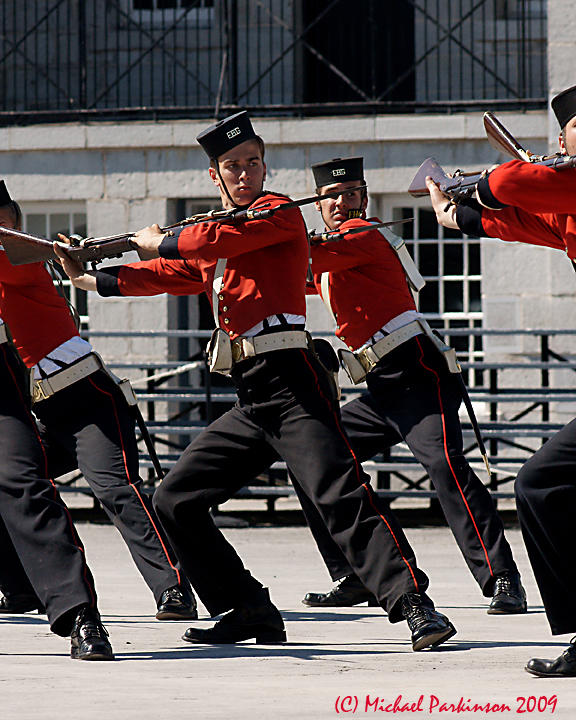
[0, 323, 9, 345]
[207, 327, 234, 374]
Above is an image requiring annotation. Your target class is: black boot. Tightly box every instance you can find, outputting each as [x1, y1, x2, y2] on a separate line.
[302, 575, 378, 607]
[156, 584, 198, 621]
[401, 593, 456, 651]
[487, 572, 527, 615]
[0, 592, 44, 614]
[183, 588, 286, 645]
[526, 639, 576, 677]
[70, 606, 114, 661]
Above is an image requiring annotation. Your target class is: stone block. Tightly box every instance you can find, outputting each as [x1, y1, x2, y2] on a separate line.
[146, 149, 214, 198]
[0, 151, 105, 201]
[87, 199, 128, 237]
[172, 120, 213, 147]
[375, 114, 466, 141]
[9, 124, 86, 151]
[103, 150, 147, 198]
[127, 198, 169, 228]
[86, 122, 173, 149]
[281, 116, 375, 145]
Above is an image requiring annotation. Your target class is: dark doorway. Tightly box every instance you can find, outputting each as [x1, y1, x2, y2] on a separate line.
[300, 0, 415, 106]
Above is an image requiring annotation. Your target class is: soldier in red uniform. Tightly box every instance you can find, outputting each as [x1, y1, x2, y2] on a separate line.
[296, 157, 525, 615]
[57, 111, 456, 651]
[0, 183, 196, 624]
[426, 84, 576, 676]
[0, 191, 113, 660]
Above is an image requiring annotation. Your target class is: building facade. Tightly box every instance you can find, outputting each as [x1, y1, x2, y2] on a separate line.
[0, 0, 573, 421]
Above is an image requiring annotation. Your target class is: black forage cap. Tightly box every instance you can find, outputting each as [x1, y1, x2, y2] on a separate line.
[0, 180, 12, 206]
[552, 85, 576, 129]
[196, 111, 257, 160]
[311, 157, 364, 188]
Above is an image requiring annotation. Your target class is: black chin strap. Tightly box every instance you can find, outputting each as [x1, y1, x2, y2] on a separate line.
[215, 163, 239, 208]
[347, 183, 368, 219]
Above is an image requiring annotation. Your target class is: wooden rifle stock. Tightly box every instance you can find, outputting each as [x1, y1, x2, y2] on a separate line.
[0, 226, 138, 267]
[483, 112, 532, 161]
[408, 154, 576, 202]
[408, 158, 484, 199]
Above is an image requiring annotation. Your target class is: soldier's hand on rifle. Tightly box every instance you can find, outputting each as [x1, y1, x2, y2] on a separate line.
[53, 235, 98, 291]
[131, 224, 165, 260]
[425, 176, 459, 230]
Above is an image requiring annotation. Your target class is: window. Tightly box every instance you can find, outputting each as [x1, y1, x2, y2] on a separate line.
[133, 0, 213, 8]
[497, 0, 546, 19]
[131, 0, 214, 22]
[21, 204, 89, 329]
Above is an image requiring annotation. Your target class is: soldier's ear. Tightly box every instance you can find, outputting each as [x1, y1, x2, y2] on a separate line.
[208, 167, 219, 187]
[262, 161, 267, 184]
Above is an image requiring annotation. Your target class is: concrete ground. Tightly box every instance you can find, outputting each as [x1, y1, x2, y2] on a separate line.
[1, 522, 574, 720]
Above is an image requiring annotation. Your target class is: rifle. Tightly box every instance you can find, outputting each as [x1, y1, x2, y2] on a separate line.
[309, 218, 413, 245]
[408, 153, 576, 200]
[0, 227, 142, 267]
[409, 112, 576, 200]
[1, 185, 367, 267]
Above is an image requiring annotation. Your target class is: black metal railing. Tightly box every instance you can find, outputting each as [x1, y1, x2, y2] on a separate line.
[51, 326, 576, 513]
[0, 0, 546, 124]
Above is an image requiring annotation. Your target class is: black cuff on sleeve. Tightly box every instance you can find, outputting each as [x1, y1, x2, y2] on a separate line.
[458, 196, 482, 212]
[477, 176, 507, 210]
[456, 204, 485, 238]
[96, 267, 123, 297]
[159, 227, 184, 259]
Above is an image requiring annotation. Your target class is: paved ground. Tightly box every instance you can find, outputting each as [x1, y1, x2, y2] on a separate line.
[1, 522, 574, 719]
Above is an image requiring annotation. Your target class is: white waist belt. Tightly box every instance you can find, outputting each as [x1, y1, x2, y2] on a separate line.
[0, 324, 8, 345]
[231, 330, 310, 363]
[356, 320, 423, 373]
[31, 353, 102, 403]
[340, 318, 461, 384]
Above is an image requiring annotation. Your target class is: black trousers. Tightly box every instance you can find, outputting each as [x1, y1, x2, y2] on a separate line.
[298, 336, 517, 596]
[28, 368, 184, 605]
[515, 419, 576, 635]
[154, 348, 430, 623]
[0, 343, 96, 636]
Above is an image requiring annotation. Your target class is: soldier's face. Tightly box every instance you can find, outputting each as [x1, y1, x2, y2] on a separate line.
[210, 139, 266, 208]
[0, 206, 16, 230]
[315, 181, 367, 230]
[559, 115, 576, 156]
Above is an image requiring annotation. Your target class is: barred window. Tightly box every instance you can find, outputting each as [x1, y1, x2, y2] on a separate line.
[21, 203, 89, 329]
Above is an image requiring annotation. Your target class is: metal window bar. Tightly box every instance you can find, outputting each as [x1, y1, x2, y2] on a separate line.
[0, 0, 546, 124]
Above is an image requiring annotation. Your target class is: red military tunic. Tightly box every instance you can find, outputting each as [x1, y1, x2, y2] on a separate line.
[0, 252, 79, 367]
[310, 217, 417, 350]
[154, 192, 309, 338]
[458, 159, 576, 257]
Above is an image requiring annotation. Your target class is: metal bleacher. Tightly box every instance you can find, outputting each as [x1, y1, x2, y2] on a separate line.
[58, 328, 576, 513]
